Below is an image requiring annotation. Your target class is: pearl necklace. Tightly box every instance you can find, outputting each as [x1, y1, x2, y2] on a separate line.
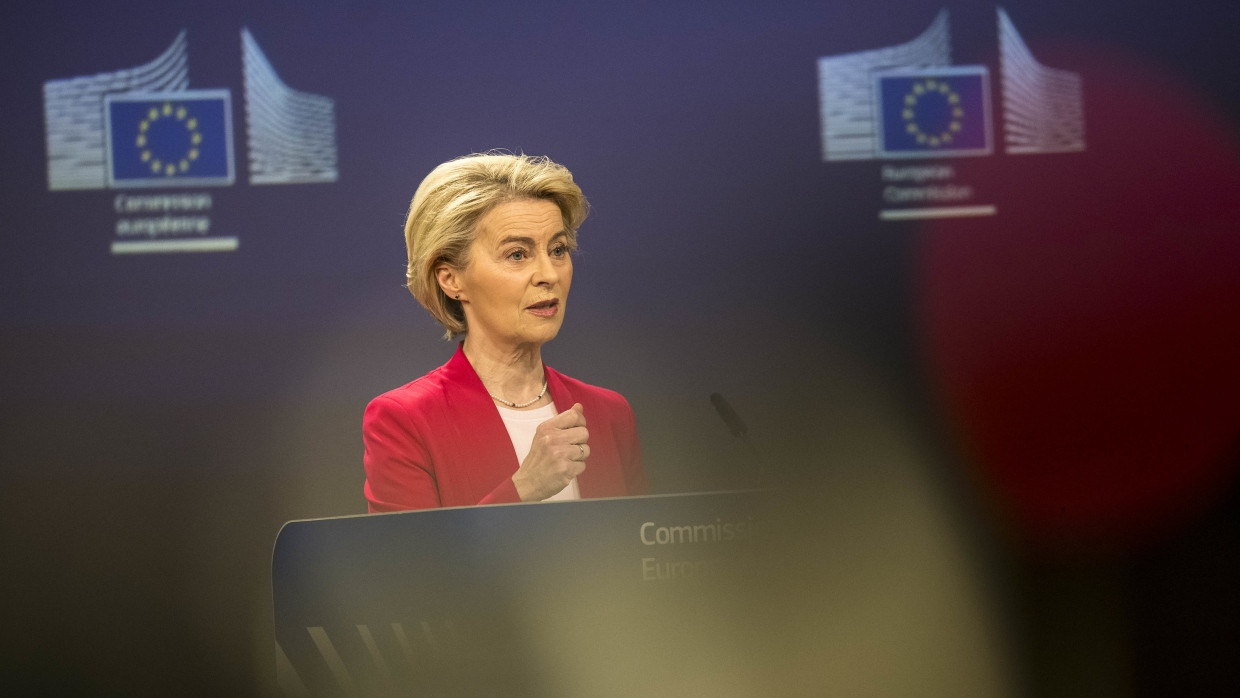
[489, 380, 548, 408]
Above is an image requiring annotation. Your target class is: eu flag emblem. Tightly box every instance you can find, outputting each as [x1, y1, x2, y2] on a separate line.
[104, 90, 235, 187]
[874, 67, 992, 158]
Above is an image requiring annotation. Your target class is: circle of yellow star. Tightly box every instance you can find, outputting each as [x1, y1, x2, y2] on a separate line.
[901, 79, 965, 148]
[135, 101, 203, 176]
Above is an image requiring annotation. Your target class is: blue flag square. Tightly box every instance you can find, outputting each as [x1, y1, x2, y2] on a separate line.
[874, 67, 992, 158]
[105, 90, 235, 187]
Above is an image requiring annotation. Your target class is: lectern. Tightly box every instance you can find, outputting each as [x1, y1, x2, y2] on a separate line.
[272, 490, 778, 695]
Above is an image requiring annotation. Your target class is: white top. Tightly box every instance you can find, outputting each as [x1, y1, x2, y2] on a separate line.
[496, 403, 580, 501]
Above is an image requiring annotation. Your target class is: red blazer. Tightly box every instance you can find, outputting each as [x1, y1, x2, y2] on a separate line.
[363, 344, 647, 512]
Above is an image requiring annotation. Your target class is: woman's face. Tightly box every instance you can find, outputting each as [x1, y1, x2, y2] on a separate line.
[447, 198, 574, 352]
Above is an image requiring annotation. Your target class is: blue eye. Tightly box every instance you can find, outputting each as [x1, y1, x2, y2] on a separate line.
[508, 249, 526, 261]
[551, 245, 566, 257]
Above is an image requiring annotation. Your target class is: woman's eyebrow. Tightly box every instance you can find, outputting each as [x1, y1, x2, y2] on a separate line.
[496, 231, 568, 246]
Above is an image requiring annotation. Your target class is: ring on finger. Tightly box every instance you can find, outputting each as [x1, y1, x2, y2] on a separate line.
[576, 443, 585, 460]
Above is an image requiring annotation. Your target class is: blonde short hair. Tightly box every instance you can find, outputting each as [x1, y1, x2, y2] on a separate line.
[404, 152, 589, 338]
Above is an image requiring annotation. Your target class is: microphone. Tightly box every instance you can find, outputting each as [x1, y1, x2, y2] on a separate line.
[709, 392, 770, 487]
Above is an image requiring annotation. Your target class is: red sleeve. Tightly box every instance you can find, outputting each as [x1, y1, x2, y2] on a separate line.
[364, 392, 525, 511]
[478, 479, 521, 505]
[362, 395, 441, 512]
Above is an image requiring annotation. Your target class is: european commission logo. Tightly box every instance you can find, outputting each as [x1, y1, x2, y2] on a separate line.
[817, 7, 1084, 221]
[44, 28, 337, 192]
[818, 8, 1084, 162]
[42, 29, 337, 253]
[104, 91, 235, 188]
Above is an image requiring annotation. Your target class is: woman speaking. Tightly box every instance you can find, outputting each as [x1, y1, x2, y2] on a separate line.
[363, 153, 647, 512]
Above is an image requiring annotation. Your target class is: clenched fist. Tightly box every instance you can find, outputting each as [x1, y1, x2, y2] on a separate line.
[512, 403, 589, 501]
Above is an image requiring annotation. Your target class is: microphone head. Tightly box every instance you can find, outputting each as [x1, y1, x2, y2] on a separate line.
[710, 392, 748, 438]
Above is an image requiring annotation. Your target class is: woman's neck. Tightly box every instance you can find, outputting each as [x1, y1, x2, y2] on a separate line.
[462, 335, 547, 407]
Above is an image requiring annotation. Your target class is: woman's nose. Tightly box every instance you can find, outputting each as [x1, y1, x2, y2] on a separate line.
[533, 252, 559, 285]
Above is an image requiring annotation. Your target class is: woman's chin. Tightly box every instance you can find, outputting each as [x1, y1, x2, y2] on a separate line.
[526, 322, 564, 346]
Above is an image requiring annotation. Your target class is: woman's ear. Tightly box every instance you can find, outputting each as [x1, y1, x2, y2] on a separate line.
[436, 264, 464, 301]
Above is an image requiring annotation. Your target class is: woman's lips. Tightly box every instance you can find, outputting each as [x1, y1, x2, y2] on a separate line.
[526, 299, 559, 318]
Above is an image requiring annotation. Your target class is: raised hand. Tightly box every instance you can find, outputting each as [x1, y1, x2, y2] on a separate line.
[512, 403, 589, 501]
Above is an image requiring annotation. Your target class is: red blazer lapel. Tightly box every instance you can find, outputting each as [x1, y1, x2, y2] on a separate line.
[440, 343, 522, 501]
